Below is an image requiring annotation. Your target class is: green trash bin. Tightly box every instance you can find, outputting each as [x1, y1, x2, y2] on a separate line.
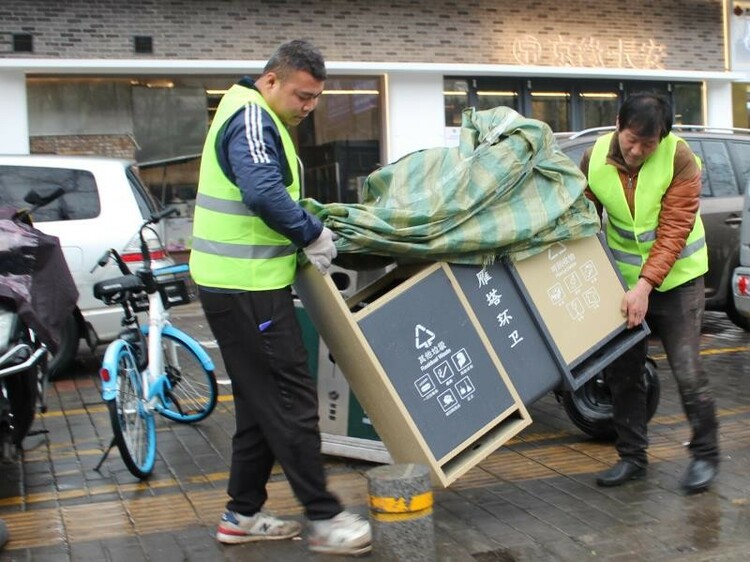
[296, 291, 393, 464]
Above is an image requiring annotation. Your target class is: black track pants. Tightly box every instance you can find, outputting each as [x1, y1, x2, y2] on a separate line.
[199, 286, 342, 520]
[606, 277, 719, 466]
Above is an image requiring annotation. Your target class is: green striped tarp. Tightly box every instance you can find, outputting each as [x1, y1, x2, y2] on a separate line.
[300, 106, 600, 266]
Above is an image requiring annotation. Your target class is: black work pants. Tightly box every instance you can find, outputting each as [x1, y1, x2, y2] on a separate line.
[199, 286, 342, 520]
[606, 276, 719, 467]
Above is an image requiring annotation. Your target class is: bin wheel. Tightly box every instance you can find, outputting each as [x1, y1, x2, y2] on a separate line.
[560, 358, 660, 441]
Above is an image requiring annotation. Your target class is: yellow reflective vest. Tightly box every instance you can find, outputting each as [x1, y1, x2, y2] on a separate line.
[190, 84, 300, 290]
[587, 132, 708, 291]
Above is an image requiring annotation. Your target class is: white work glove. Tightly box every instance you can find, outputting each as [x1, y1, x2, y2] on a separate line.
[303, 226, 338, 274]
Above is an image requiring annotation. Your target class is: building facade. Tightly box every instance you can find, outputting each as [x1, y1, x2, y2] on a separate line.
[0, 0, 743, 249]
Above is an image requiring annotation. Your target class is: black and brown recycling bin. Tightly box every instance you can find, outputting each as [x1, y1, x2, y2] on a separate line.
[294, 233, 647, 487]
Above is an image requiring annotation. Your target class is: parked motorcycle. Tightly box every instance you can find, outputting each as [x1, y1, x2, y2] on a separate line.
[0, 187, 78, 461]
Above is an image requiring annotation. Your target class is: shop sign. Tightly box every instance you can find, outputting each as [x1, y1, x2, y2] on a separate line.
[512, 34, 666, 70]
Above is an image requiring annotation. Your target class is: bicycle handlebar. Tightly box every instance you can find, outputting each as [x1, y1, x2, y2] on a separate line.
[149, 206, 179, 224]
[139, 207, 179, 272]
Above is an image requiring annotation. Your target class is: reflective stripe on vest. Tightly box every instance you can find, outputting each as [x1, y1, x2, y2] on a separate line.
[189, 84, 300, 290]
[191, 237, 297, 259]
[195, 192, 256, 216]
[588, 132, 708, 291]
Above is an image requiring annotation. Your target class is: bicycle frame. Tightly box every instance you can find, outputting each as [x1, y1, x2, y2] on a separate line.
[94, 207, 218, 479]
[99, 267, 214, 405]
[144, 289, 169, 409]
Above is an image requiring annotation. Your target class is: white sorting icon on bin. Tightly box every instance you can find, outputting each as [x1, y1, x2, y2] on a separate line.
[451, 348, 472, 372]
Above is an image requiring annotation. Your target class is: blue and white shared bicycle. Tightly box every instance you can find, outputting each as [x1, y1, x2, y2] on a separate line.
[93, 208, 217, 479]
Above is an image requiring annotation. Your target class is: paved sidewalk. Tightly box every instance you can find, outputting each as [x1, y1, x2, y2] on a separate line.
[0, 307, 749, 561]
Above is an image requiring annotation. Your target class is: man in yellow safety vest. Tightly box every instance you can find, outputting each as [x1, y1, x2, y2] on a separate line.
[190, 39, 371, 555]
[579, 92, 719, 493]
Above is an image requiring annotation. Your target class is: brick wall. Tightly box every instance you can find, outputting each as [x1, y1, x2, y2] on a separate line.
[30, 134, 137, 159]
[0, 0, 726, 71]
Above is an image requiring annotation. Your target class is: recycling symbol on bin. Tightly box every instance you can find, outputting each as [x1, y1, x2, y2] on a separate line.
[415, 324, 435, 349]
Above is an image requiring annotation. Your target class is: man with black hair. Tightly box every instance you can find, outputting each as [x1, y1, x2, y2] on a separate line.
[579, 92, 719, 493]
[190, 39, 371, 555]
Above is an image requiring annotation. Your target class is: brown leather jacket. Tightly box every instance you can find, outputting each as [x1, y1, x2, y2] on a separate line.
[579, 134, 702, 288]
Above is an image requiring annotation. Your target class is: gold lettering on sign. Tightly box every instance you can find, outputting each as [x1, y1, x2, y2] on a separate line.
[639, 39, 667, 69]
[512, 34, 543, 65]
[512, 34, 666, 70]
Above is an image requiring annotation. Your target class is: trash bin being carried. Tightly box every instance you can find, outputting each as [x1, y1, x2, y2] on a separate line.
[295, 106, 647, 486]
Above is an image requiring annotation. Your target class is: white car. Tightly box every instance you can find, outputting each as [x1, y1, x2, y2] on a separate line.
[0, 154, 174, 375]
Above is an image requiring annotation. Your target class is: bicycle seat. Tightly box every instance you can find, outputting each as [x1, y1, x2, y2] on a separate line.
[93, 275, 145, 304]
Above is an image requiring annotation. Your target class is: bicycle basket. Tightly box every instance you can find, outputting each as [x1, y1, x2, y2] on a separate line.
[155, 268, 196, 308]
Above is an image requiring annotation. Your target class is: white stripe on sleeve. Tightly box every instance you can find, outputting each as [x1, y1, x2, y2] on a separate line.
[243, 104, 261, 163]
[253, 104, 271, 163]
[243, 103, 271, 164]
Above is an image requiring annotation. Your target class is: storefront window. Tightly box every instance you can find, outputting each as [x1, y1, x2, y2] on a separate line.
[673, 83, 703, 125]
[297, 76, 383, 204]
[444, 77, 704, 133]
[477, 90, 518, 113]
[444, 78, 470, 126]
[27, 74, 384, 252]
[530, 91, 569, 132]
[579, 91, 619, 130]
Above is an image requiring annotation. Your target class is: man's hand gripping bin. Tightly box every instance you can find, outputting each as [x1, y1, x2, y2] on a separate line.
[294, 260, 533, 488]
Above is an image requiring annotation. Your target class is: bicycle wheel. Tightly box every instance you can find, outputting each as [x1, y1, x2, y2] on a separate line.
[157, 333, 218, 424]
[106, 344, 156, 479]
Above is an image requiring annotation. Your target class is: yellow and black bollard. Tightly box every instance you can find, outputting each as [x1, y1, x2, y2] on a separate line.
[367, 463, 435, 561]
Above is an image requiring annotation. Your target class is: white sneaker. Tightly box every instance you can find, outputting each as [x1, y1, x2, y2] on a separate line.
[216, 510, 302, 544]
[308, 510, 372, 555]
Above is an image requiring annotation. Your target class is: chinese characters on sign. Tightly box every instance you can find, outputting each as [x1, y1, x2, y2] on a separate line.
[512, 34, 666, 70]
[477, 268, 525, 350]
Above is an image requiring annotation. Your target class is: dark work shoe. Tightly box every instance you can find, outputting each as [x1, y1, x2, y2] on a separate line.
[595, 460, 646, 487]
[681, 459, 718, 494]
